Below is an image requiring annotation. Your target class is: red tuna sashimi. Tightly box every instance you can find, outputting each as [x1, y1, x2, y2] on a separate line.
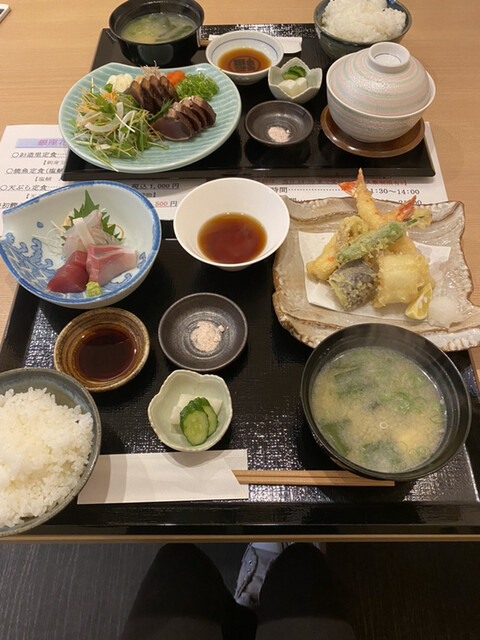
[86, 245, 138, 287]
[47, 250, 88, 293]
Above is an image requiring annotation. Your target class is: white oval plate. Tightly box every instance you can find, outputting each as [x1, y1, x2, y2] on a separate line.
[58, 62, 242, 173]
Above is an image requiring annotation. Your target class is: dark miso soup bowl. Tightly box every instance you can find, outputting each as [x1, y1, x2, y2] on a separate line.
[109, 0, 204, 67]
[300, 323, 472, 482]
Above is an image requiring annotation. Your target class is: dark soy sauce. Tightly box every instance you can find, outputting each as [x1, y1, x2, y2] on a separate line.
[75, 326, 136, 381]
[198, 212, 267, 264]
[218, 47, 271, 73]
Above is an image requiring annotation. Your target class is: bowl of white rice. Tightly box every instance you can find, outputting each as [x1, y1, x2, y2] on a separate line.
[314, 0, 411, 61]
[0, 368, 101, 537]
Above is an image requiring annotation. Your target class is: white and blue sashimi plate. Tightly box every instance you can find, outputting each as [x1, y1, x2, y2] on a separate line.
[0, 181, 161, 309]
[58, 62, 242, 173]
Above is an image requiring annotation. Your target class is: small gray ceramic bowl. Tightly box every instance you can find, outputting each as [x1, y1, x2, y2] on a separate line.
[245, 101, 314, 146]
[158, 292, 248, 372]
[313, 0, 412, 61]
[0, 368, 101, 537]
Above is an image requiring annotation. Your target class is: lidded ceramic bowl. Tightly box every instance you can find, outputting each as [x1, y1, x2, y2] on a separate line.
[328, 42, 431, 115]
[326, 42, 435, 142]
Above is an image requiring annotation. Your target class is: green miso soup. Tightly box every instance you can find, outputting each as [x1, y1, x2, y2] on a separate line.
[311, 346, 447, 473]
[122, 12, 197, 44]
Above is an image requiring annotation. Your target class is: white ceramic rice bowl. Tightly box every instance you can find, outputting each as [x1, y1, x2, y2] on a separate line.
[173, 177, 290, 271]
[0, 367, 101, 537]
[326, 42, 436, 143]
[326, 73, 435, 142]
[0, 181, 161, 309]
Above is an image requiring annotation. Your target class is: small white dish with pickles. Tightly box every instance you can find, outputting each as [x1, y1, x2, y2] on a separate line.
[268, 57, 322, 104]
[148, 370, 233, 452]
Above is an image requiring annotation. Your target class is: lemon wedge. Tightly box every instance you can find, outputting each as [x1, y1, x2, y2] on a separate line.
[405, 283, 433, 320]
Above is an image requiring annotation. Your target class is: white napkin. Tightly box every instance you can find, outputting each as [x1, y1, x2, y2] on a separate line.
[276, 37, 303, 54]
[208, 34, 302, 54]
[299, 231, 452, 320]
[77, 449, 249, 504]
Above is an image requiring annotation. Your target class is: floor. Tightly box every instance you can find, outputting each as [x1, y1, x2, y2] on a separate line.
[0, 542, 479, 639]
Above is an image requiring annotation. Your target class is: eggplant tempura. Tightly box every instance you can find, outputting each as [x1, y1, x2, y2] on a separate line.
[306, 169, 434, 319]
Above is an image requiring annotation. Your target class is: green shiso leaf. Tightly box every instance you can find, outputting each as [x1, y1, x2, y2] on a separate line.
[62, 190, 122, 241]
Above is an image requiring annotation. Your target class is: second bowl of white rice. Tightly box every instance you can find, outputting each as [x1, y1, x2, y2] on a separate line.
[314, 0, 411, 61]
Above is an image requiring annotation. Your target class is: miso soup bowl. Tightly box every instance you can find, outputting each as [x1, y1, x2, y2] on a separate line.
[300, 323, 472, 482]
[109, 0, 204, 67]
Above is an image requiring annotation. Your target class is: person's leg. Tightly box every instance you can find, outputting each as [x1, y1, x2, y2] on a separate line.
[256, 543, 356, 640]
[121, 543, 256, 640]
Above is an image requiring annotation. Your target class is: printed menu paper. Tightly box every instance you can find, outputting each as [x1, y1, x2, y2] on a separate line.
[0, 122, 447, 237]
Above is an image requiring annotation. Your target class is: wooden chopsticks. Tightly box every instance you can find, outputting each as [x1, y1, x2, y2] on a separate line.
[232, 469, 394, 487]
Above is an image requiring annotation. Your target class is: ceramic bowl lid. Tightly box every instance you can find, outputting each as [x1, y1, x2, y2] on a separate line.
[327, 42, 432, 116]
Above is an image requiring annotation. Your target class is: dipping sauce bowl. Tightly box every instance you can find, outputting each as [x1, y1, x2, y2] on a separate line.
[54, 308, 150, 392]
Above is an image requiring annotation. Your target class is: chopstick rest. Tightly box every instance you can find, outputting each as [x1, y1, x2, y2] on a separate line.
[232, 469, 394, 487]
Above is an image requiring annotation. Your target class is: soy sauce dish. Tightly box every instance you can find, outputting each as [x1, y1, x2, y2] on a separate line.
[301, 324, 472, 482]
[205, 30, 284, 85]
[54, 308, 150, 393]
[174, 177, 290, 271]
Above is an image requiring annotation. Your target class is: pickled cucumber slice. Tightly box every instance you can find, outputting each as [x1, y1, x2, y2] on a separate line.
[179, 399, 209, 445]
[282, 65, 307, 80]
[196, 397, 219, 436]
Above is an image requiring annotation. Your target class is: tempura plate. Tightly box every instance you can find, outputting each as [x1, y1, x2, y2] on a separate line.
[273, 196, 480, 352]
[59, 62, 242, 173]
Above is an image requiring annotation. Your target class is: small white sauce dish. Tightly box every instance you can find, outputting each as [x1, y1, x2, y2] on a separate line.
[174, 177, 290, 272]
[147, 370, 233, 452]
[205, 30, 284, 85]
[268, 57, 322, 104]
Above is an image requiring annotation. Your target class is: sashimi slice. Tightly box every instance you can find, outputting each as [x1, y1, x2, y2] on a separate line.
[62, 209, 121, 258]
[86, 245, 138, 286]
[47, 250, 88, 293]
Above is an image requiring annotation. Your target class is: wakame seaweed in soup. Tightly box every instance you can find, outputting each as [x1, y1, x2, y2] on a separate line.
[311, 347, 447, 473]
[121, 13, 197, 44]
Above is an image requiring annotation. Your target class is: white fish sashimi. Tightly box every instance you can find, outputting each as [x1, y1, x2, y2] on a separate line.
[62, 209, 121, 258]
[86, 245, 138, 286]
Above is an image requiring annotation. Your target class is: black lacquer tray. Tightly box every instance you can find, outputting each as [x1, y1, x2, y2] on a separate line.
[2, 234, 480, 538]
[61, 24, 435, 182]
